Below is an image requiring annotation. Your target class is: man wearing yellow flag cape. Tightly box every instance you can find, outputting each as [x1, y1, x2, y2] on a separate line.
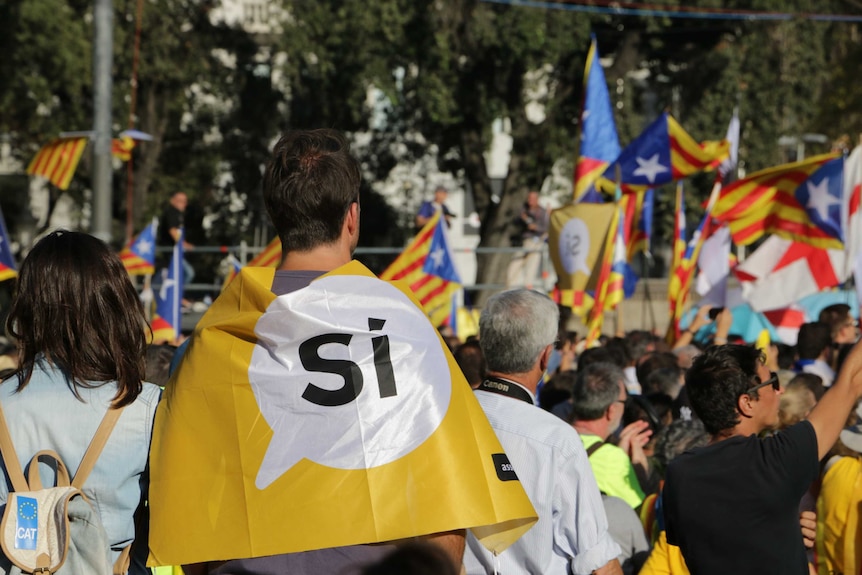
[148, 130, 537, 573]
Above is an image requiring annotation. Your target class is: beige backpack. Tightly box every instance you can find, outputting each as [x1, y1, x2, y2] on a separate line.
[0, 404, 131, 574]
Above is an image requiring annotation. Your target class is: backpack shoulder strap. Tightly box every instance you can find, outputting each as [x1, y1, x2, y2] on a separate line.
[0, 403, 28, 492]
[586, 440, 605, 458]
[72, 405, 126, 489]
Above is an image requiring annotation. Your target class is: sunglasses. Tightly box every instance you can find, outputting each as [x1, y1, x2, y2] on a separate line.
[746, 372, 780, 394]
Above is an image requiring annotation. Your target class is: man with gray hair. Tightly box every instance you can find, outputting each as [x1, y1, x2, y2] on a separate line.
[463, 289, 622, 575]
[571, 363, 651, 510]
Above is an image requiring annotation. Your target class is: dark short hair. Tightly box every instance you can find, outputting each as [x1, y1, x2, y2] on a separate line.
[605, 337, 632, 365]
[624, 330, 656, 363]
[540, 370, 576, 411]
[146, 344, 177, 387]
[578, 346, 626, 372]
[775, 343, 795, 370]
[262, 129, 361, 254]
[570, 362, 624, 422]
[684, 345, 765, 435]
[6, 230, 147, 407]
[819, 303, 852, 338]
[636, 351, 679, 388]
[644, 366, 683, 397]
[452, 341, 486, 388]
[797, 322, 832, 360]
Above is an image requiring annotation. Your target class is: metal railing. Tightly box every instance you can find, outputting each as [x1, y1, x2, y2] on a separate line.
[153, 243, 553, 295]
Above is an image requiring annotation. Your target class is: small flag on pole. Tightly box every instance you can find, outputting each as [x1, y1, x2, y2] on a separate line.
[152, 228, 185, 343]
[574, 34, 621, 203]
[380, 211, 462, 326]
[120, 219, 158, 276]
[0, 206, 17, 282]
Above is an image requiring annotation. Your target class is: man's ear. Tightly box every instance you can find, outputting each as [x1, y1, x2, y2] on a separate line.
[345, 202, 359, 236]
[737, 392, 756, 419]
[539, 344, 553, 373]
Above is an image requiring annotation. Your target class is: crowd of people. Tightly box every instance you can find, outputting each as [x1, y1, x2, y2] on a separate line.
[443, 299, 862, 574]
[1, 128, 862, 575]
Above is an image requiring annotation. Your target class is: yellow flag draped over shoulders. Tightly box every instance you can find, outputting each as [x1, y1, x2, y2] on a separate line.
[148, 261, 537, 566]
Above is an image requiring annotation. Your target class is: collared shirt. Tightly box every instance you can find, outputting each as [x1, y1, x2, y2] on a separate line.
[464, 379, 621, 575]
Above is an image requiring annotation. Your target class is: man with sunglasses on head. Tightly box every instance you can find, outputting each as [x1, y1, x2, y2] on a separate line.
[663, 343, 862, 575]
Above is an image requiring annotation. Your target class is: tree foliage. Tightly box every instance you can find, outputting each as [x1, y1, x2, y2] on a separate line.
[2, 0, 862, 294]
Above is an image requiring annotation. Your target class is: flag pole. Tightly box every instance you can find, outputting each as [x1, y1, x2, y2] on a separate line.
[614, 166, 624, 336]
[683, 180, 724, 325]
[640, 191, 657, 333]
[641, 252, 657, 333]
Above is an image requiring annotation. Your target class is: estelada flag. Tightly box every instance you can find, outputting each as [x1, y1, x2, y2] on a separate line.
[148, 261, 537, 566]
[595, 113, 729, 194]
[380, 211, 462, 326]
[120, 220, 157, 276]
[574, 34, 620, 202]
[712, 153, 844, 249]
[548, 203, 616, 315]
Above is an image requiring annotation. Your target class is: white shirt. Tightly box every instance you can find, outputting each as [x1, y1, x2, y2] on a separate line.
[623, 366, 641, 395]
[464, 382, 621, 575]
[801, 359, 835, 387]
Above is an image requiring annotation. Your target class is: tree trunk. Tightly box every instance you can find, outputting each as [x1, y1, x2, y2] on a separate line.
[131, 83, 168, 230]
[463, 124, 529, 306]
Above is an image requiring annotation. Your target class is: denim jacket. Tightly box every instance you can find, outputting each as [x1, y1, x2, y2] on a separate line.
[0, 359, 161, 566]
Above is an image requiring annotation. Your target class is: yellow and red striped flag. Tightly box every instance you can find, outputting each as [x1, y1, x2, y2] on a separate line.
[111, 135, 136, 161]
[666, 208, 717, 342]
[670, 183, 687, 276]
[380, 211, 462, 327]
[249, 237, 282, 268]
[26, 138, 88, 190]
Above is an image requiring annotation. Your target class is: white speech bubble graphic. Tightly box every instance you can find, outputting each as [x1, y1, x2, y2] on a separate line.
[248, 275, 452, 489]
[558, 217, 592, 275]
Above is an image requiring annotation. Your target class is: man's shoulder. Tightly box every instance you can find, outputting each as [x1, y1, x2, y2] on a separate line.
[668, 422, 817, 475]
[589, 440, 628, 462]
[476, 391, 582, 451]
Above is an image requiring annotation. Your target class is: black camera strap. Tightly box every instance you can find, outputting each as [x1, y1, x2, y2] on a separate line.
[477, 377, 534, 406]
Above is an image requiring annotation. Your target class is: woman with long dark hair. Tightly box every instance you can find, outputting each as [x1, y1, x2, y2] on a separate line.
[1, 230, 160, 574]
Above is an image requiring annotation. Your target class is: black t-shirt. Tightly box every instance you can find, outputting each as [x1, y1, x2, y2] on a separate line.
[158, 205, 184, 246]
[664, 421, 819, 575]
